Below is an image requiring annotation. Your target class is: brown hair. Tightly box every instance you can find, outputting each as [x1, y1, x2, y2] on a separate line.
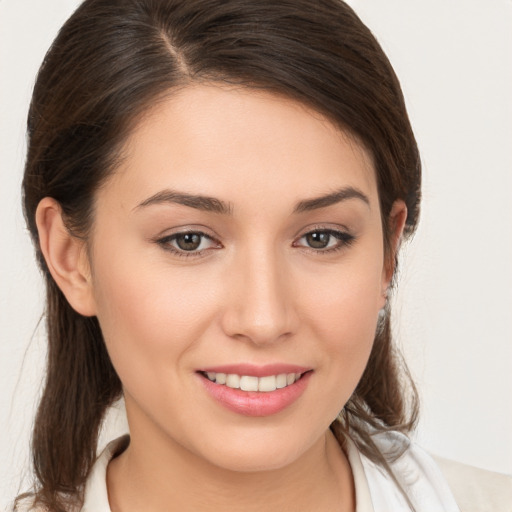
[19, 0, 420, 509]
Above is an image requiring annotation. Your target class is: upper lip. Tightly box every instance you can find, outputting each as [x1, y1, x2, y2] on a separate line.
[197, 363, 312, 378]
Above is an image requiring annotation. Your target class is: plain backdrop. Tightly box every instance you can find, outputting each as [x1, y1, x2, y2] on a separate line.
[1, 0, 511, 508]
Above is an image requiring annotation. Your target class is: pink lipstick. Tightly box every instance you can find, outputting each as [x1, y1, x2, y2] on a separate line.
[196, 364, 312, 416]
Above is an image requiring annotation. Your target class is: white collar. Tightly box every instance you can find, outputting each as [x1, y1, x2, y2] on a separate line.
[81, 431, 459, 512]
[353, 429, 460, 512]
[81, 434, 129, 512]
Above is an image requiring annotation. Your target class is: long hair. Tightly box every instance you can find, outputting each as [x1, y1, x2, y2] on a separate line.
[19, 1, 421, 509]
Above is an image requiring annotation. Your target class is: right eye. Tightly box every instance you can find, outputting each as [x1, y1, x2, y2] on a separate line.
[157, 231, 221, 257]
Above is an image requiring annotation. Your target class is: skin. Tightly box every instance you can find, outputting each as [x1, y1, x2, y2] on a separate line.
[36, 84, 406, 511]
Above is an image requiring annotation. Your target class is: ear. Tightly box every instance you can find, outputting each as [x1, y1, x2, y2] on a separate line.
[381, 199, 408, 299]
[36, 197, 97, 317]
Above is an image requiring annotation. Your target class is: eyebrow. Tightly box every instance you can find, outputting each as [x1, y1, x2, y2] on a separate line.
[135, 190, 233, 215]
[293, 186, 370, 213]
[135, 185, 370, 215]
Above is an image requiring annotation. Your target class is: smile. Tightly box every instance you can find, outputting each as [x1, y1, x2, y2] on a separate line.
[203, 371, 303, 392]
[198, 367, 312, 416]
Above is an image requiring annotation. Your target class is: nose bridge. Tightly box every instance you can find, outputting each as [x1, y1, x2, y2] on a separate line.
[222, 242, 295, 344]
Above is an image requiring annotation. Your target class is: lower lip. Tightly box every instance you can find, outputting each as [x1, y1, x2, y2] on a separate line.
[198, 372, 312, 417]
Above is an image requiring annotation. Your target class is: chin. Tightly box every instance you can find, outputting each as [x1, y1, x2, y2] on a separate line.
[208, 447, 301, 473]
[190, 426, 321, 473]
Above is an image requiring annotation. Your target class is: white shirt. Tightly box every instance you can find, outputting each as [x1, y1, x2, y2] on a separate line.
[80, 429, 476, 512]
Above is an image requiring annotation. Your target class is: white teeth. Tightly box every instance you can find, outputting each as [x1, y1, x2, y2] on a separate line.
[204, 371, 303, 391]
[258, 375, 276, 392]
[240, 375, 259, 391]
[225, 374, 240, 388]
[276, 374, 287, 389]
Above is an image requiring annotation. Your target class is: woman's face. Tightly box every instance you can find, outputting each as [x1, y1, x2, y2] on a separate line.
[88, 84, 395, 471]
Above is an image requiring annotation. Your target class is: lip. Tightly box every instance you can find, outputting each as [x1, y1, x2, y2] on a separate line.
[197, 366, 313, 417]
[197, 363, 311, 377]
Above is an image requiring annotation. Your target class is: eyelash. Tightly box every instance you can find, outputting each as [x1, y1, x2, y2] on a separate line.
[294, 228, 356, 254]
[156, 228, 355, 259]
[156, 230, 219, 259]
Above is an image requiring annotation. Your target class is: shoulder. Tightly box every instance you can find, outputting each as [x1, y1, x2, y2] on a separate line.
[13, 436, 129, 512]
[356, 426, 512, 512]
[362, 429, 461, 510]
[433, 455, 512, 512]
[81, 434, 129, 512]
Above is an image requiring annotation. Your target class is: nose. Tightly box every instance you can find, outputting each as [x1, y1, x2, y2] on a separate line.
[220, 247, 297, 345]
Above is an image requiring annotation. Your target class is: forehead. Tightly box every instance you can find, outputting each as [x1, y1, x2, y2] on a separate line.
[104, 83, 378, 211]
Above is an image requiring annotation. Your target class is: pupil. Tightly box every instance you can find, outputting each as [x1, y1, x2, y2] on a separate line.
[307, 232, 330, 249]
[177, 233, 201, 251]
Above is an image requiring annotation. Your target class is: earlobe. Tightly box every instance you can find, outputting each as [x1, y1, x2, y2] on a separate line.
[36, 197, 97, 317]
[381, 199, 408, 297]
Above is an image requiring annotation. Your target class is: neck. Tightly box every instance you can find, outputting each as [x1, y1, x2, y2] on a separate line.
[107, 422, 354, 512]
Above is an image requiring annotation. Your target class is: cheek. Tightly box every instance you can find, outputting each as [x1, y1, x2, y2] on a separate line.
[90, 243, 222, 388]
[302, 257, 383, 344]
[297, 253, 383, 400]
[315, 287, 379, 380]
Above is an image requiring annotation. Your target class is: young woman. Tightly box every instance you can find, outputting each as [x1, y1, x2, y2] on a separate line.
[13, 0, 511, 511]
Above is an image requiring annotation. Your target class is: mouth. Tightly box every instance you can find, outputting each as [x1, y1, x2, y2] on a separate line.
[199, 370, 308, 392]
[196, 367, 313, 416]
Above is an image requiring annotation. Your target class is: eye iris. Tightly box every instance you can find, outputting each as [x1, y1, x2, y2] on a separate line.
[176, 233, 202, 251]
[306, 232, 330, 249]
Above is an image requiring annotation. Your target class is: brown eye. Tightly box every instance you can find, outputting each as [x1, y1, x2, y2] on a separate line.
[175, 233, 202, 251]
[157, 231, 220, 256]
[295, 229, 355, 253]
[305, 232, 331, 249]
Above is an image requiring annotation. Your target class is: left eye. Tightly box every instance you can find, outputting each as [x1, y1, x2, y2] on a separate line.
[296, 229, 354, 250]
[159, 232, 218, 253]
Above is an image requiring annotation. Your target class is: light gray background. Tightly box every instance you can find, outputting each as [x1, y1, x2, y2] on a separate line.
[1, 0, 511, 507]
